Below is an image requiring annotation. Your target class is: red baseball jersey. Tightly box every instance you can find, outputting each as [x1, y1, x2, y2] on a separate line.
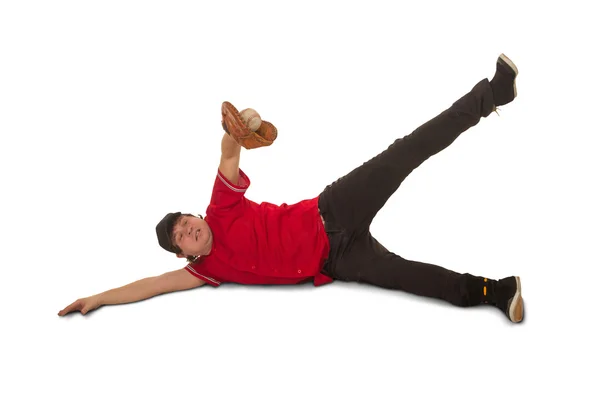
[184, 168, 333, 287]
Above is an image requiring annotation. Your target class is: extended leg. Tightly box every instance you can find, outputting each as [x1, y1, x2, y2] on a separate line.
[329, 232, 480, 306]
[320, 78, 494, 234]
[326, 232, 524, 322]
[318, 54, 518, 235]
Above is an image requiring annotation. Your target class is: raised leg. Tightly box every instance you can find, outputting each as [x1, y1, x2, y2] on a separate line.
[319, 78, 495, 234]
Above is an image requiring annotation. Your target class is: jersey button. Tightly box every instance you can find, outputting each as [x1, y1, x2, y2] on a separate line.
[297, 269, 302, 274]
[251, 265, 256, 270]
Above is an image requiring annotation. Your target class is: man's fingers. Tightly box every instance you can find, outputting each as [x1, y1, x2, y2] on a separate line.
[58, 300, 81, 316]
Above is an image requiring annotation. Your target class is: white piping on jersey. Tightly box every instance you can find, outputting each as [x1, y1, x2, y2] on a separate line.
[185, 265, 221, 285]
[217, 172, 247, 193]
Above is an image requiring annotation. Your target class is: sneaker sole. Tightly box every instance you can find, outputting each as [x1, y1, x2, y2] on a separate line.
[508, 276, 524, 322]
[499, 53, 519, 98]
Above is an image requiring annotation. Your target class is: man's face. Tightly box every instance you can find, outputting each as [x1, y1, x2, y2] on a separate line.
[171, 215, 212, 258]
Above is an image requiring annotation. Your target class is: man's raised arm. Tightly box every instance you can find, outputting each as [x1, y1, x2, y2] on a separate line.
[219, 133, 241, 184]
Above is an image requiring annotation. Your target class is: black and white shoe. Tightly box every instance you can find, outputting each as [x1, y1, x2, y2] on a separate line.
[490, 53, 519, 107]
[496, 276, 524, 323]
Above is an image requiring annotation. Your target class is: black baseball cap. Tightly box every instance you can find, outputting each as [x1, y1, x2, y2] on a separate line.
[156, 212, 182, 253]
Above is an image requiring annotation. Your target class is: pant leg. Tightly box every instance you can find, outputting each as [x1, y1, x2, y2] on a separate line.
[327, 231, 485, 307]
[319, 78, 495, 234]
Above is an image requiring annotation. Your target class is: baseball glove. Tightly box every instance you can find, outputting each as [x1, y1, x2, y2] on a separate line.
[221, 101, 278, 149]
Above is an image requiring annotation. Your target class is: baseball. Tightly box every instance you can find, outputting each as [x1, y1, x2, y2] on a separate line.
[240, 108, 262, 132]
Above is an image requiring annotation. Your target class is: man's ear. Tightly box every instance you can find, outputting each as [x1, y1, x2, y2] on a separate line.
[176, 253, 186, 259]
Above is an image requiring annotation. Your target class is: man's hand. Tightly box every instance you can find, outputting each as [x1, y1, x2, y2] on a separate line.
[58, 295, 102, 316]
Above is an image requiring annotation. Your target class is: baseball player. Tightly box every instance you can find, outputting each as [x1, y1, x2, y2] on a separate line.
[59, 53, 525, 323]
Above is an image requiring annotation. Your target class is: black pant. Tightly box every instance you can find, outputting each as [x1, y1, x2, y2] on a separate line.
[317, 78, 495, 307]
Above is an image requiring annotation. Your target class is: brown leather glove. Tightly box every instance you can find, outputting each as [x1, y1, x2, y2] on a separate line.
[221, 101, 277, 149]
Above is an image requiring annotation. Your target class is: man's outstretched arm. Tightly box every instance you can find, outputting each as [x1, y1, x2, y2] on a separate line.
[58, 268, 206, 316]
[219, 133, 241, 184]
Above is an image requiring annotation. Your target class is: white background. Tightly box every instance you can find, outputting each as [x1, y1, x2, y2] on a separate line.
[1, 0, 598, 399]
